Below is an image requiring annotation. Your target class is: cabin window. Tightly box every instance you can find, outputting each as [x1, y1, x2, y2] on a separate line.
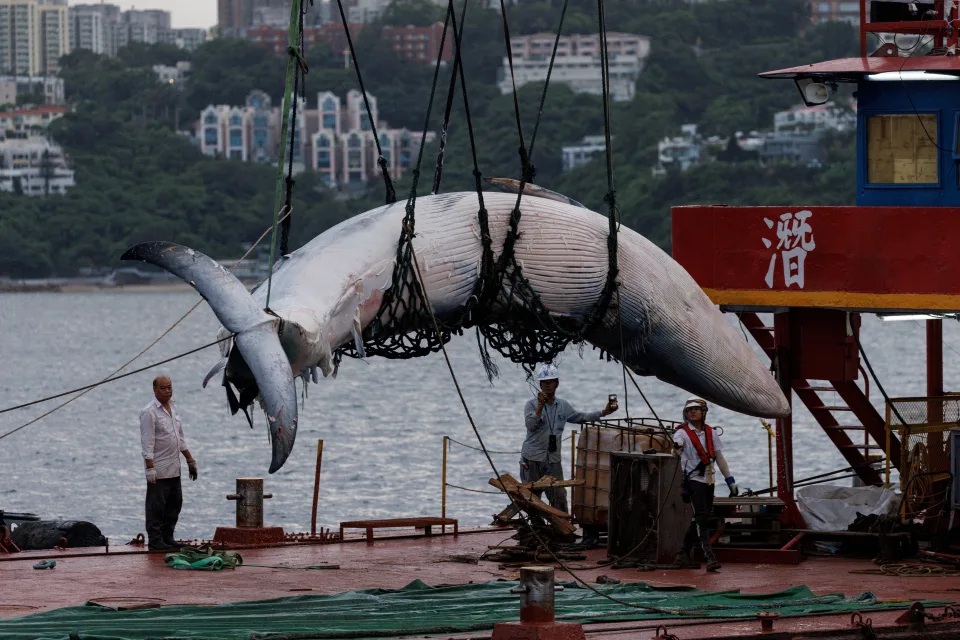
[866, 113, 938, 184]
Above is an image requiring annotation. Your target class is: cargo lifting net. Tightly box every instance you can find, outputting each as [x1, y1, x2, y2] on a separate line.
[326, 0, 622, 379]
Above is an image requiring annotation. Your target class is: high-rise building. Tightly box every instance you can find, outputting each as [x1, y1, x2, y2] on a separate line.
[69, 3, 120, 56]
[38, 0, 68, 75]
[218, 0, 255, 36]
[219, 0, 324, 35]
[0, 0, 41, 76]
[116, 8, 171, 48]
[0, 0, 70, 76]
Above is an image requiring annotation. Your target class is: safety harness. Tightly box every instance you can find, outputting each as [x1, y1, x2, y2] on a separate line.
[680, 424, 715, 465]
[680, 424, 716, 481]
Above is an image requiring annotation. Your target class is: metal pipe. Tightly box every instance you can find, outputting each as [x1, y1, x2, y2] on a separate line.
[570, 430, 577, 515]
[748, 460, 885, 496]
[570, 430, 577, 480]
[441, 435, 448, 534]
[928, 320, 947, 471]
[311, 439, 323, 536]
[509, 566, 563, 623]
[761, 419, 775, 491]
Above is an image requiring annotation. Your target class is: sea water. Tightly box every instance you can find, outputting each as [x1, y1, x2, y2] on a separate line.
[0, 291, 955, 540]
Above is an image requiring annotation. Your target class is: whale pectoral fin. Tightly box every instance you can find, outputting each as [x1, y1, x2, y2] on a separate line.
[203, 359, 227, 388]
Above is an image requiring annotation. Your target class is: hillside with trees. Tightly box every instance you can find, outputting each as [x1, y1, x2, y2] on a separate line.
[0, 0, 859, 278]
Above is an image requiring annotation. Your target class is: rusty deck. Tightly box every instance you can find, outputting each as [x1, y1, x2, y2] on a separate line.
[1, 527, 958, 638]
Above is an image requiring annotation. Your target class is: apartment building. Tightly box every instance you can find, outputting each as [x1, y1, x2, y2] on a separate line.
[561, 135, 606, 173]
[38, 0, 67, 74]
[218, 0, 324, 35]
[0, 77, 14, 105]
[69, 4, 205, 56]
[0, 133, 75, 195]
[382, 22, 452, 64]
[70, 3, 114, 55]
[198, 90, 282, 163]
[810, 0, 861, 25]
[773, 101, 856, 133]
[497, 32, 650, 102]
[197, 89, 434, 188]
[0, 75, 64, 105]
[0, 0, 71, 76]
[115, 9, 170, 49]
[0, 104, 66, 131]
[0, 1, 37, 76]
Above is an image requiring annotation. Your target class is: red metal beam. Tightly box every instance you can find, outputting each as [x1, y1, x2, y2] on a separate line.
[712, 547, 801, 565]
[673, 205, 960, 311]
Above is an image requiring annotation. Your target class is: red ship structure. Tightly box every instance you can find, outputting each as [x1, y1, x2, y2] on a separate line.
[2, 1, 960, 638]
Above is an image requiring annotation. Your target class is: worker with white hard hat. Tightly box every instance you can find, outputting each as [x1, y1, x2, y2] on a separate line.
[672, 396, 738, 572]
[520, 363, 618, 513]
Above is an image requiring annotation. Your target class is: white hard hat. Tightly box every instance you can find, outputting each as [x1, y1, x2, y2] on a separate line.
[683, 397, 708, 412]
[536, 364, 559, 382]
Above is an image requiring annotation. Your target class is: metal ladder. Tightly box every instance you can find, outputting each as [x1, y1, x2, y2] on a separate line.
[738, 312, 900, 484]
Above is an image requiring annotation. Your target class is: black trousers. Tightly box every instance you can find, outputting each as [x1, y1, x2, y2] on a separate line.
[681, 480, 716, 560]
[145, 476, 182, 545]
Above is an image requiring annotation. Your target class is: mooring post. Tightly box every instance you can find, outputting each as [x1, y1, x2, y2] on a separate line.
[226, 478, 272, 528]
[214, 478, 285, 545]
[491, 566, 584, 640]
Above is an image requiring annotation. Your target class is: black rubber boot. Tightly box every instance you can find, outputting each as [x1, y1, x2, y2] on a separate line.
[675, 550, 700, 569]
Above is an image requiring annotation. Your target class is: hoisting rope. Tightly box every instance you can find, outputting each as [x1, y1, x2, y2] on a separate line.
[470, 0, 626, 379]
[334, 0, 483, 369]
[431, 1, 469, 195]
[265, 0, 311, 309]
[335, 0, 397, 204]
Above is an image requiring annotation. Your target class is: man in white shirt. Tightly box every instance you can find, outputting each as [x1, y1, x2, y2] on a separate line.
[140, 375, 198, 551]
[672, 397, 738, 572]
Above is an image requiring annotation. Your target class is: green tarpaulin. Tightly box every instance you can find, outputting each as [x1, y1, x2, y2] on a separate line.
[0, 579, 931, 640]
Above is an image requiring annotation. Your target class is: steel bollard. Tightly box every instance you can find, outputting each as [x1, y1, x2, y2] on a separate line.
[509, 566, 565, 624]
[226, 478, 273, 528]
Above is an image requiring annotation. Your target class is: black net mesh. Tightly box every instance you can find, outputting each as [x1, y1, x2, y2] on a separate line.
[333, 189, 619, 379]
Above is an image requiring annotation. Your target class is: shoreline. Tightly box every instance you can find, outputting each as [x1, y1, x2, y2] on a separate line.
[1, 281, 259, 294]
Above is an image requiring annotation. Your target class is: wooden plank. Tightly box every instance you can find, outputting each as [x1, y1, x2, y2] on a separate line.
[488, 474, 575, 535]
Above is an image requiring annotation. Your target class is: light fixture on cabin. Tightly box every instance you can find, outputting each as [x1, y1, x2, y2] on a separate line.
[794, 77, 837, 107]
[869, 71, 960, 81]
[877, 312, 959, 321]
